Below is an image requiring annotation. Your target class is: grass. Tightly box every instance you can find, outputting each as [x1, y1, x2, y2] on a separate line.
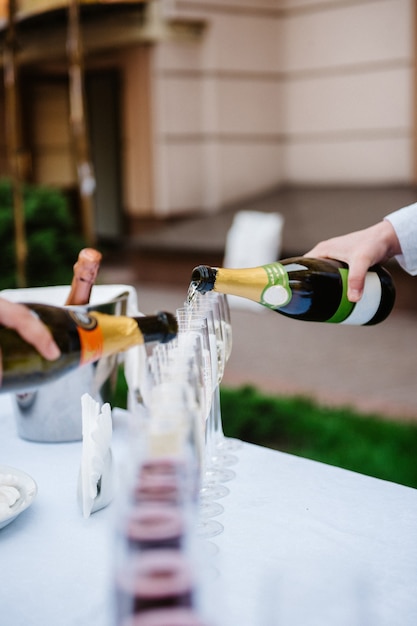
[220, 386, 417, 490]
[110, 368, 417, 490]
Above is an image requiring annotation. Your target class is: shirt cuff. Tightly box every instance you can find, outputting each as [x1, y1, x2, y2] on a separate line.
[385, 202, 417, 276]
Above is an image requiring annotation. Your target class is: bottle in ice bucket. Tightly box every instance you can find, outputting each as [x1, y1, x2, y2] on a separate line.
[189, 257, 395, 325]
[0, 305, 178, 392]
[65, 247, 102, 306]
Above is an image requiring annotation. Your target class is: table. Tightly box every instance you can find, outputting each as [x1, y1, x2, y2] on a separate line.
[1, 394, 417, 626]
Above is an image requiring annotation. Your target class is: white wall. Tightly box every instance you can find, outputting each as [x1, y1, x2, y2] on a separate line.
[152, 0, 283, 216]
[150, 0, 414, 216]
[280, 0, 414, 184]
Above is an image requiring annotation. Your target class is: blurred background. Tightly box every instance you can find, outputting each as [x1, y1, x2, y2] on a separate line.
[0, 0, 415, 270]
[0, 0, 416, 483]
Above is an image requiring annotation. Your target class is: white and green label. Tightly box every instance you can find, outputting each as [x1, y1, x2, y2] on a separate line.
[260, 263, 292, 309]
[327, 268, 355, 323]
[327, 268, 382, 324]
[341, 271, 382, 325]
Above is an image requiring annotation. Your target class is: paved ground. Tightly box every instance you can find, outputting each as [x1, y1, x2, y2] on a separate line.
[100, 186, 417, 422]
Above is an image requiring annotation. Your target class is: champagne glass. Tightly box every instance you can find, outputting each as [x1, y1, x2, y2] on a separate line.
[185, 297, 236, 480]
[176, 308, 213, 426]
[151, 346, 221, 482]
[211, 293, 243, 453]
[176, 309, 232, 481]
[220, 293, 233, 362]
[204, 293, 241, 464]
[173, 310, 228, 538]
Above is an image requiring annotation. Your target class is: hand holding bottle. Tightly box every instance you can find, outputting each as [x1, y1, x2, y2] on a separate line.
[190, 257, 395, 326]
[305, 220, 401, 303]
[0, 297, 60, 361]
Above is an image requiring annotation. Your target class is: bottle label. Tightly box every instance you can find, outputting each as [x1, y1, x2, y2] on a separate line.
[341, 271, 382, 325]
[327, 268, 382, 324]
[260, 263, 292, 308]
[68, 310, 104, 365]
[327, 268, 355, 323]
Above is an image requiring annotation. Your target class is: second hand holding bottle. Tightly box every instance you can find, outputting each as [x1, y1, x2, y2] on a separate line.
[0, 305, 178, 393]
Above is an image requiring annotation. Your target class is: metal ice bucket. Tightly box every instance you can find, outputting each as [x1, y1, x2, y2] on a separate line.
[0, 285, 133, 443]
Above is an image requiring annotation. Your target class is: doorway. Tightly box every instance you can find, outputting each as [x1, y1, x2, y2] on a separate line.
[86, 70, 122, 240]
[23, 70, 123, 240]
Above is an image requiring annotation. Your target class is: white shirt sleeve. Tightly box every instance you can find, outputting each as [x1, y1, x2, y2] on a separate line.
[384, 202, 417, 275]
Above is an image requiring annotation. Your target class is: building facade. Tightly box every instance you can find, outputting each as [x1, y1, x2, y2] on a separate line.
[0, 0, 415, 239]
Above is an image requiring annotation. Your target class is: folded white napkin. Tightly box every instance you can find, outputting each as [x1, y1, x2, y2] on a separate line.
[78, 393, 114, 518]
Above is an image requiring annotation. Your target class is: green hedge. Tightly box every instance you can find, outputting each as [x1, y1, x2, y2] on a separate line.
[220, 385, 417, 489]
[0, 179, 85, 289]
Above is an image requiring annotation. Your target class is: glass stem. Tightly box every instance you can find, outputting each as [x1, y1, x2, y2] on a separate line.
[212, 384, 224, 444]
[205, 396, 217, 463]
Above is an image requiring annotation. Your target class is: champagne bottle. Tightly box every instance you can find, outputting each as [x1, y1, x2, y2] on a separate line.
[0, 305, 177, 392]
[65, 247, 102, 306]
[189, 257, 396, 325]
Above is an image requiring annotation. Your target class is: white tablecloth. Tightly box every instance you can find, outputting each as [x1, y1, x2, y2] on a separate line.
[1, 394, 417, 626]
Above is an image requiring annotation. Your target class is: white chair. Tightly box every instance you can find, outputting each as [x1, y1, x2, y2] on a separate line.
[223, 210, 284, 311]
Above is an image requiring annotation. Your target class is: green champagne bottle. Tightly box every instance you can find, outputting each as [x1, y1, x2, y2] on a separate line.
[189, 257, 395, 325]
[0, 304, 177, 392]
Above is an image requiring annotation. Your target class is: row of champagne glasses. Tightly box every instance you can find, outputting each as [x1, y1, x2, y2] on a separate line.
[114, 294, 242, 624]
[176, 300, 225, 538]
[114, 371, 212, 625]
[180, 292, 244, 537]
[127, 291, 238, 542]
[144, 314, 221, 538]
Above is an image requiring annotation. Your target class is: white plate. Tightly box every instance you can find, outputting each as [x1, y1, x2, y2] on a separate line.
[0, 465, 38, 530]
